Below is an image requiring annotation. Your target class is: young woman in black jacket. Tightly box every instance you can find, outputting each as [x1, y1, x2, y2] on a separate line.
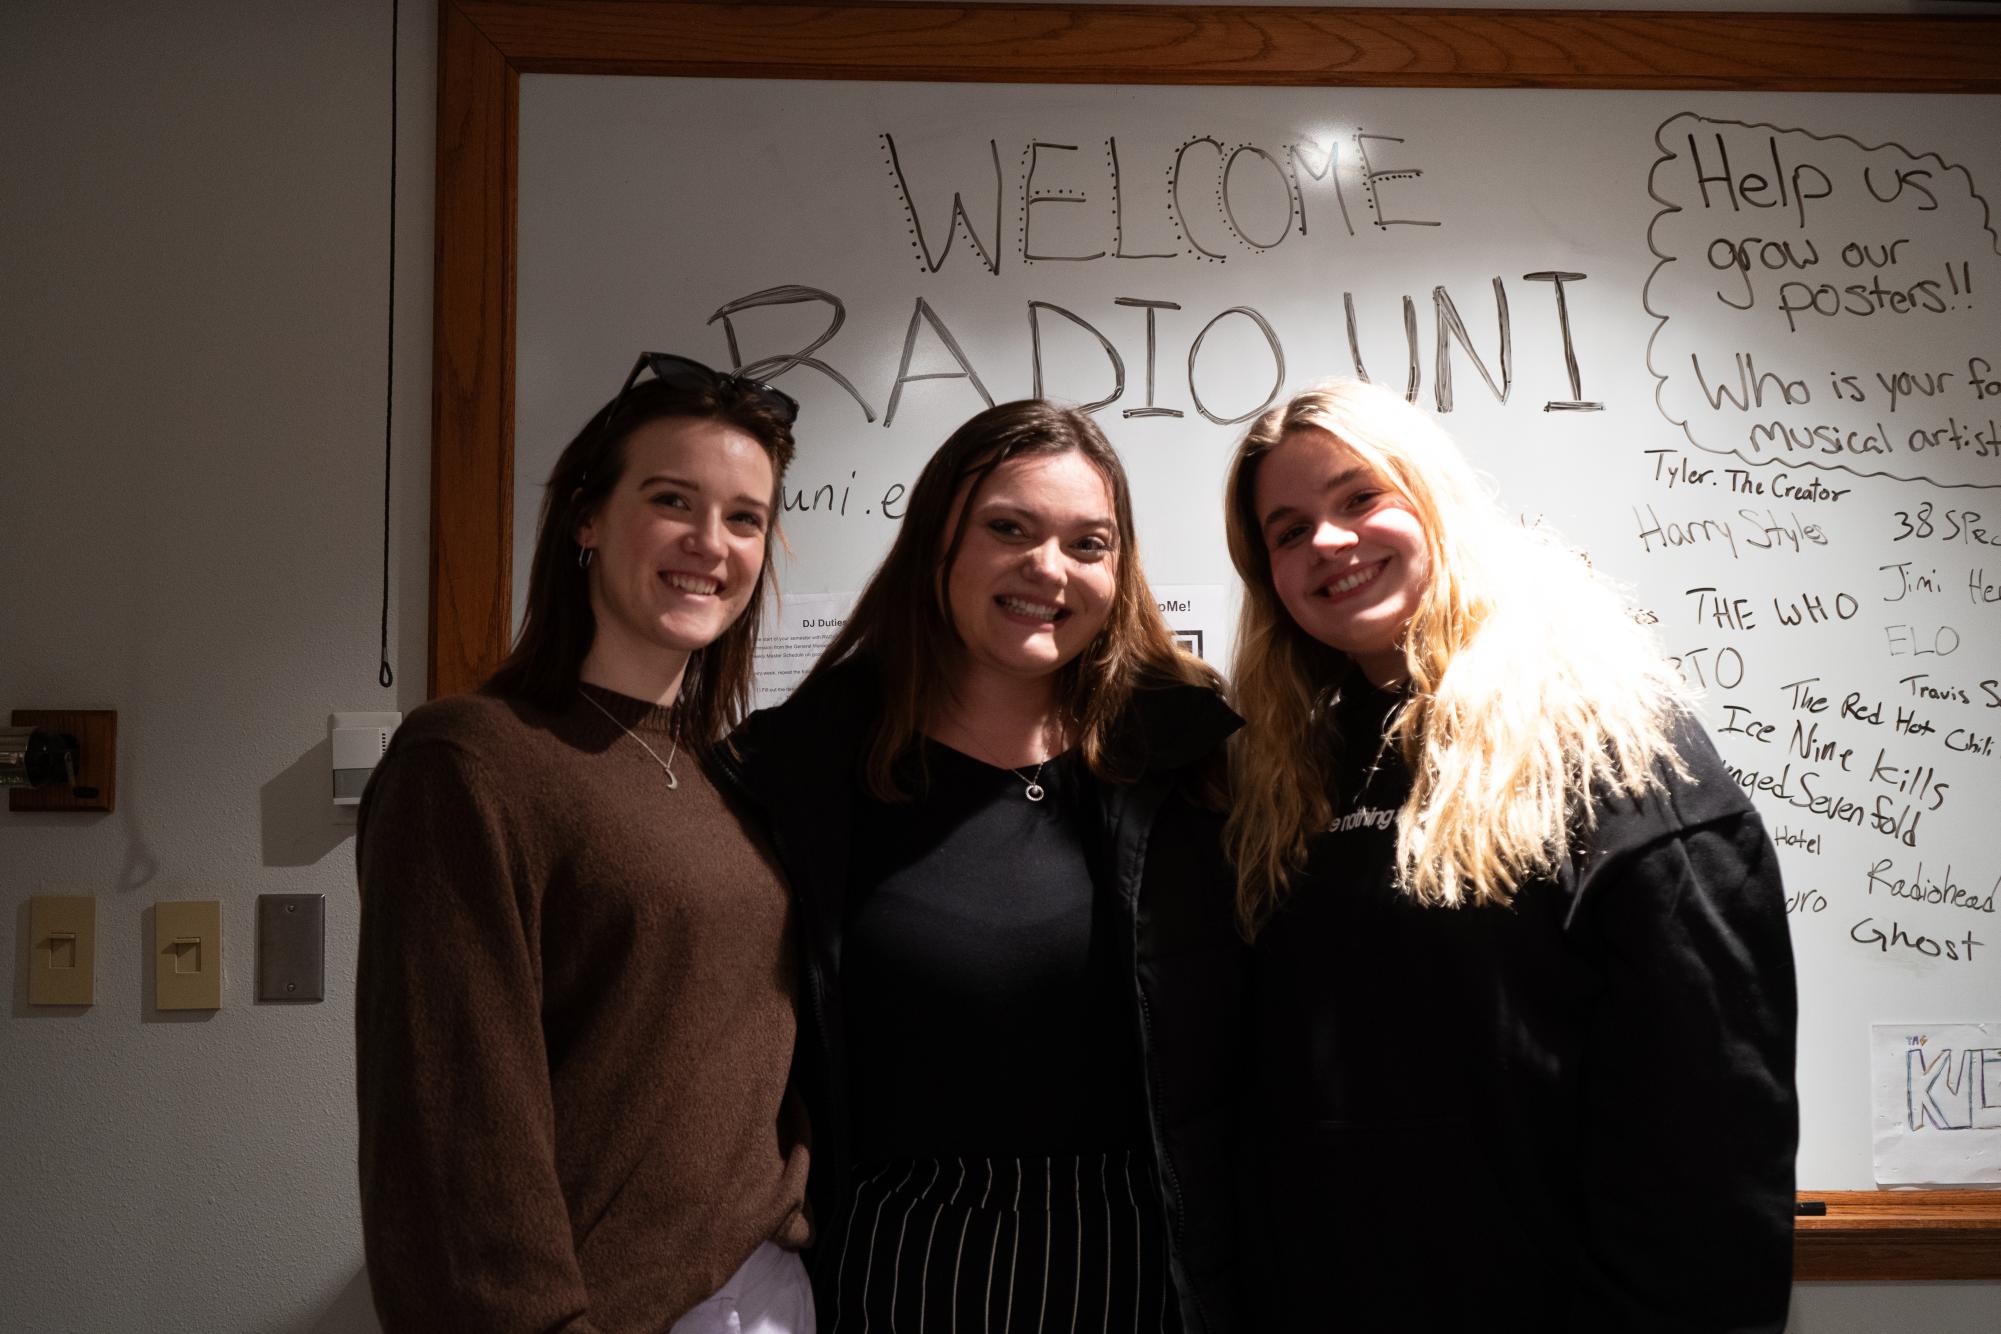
[726, 400, 1243, 1333]
[1222, 380, 1798, 1332]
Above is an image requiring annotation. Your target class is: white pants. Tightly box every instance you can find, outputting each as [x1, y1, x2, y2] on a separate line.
[669, 1241, 816, 1334]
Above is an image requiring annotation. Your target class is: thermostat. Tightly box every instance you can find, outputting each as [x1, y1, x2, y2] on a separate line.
[330, 711, 401, 806]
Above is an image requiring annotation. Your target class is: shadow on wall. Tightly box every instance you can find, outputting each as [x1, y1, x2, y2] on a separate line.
[292, 1266, 381, 1334]
[7, 758, 161, 911]
[262, 737, 353, 868]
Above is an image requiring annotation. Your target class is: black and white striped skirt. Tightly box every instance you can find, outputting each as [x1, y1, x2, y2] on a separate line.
[823, 1150, 1176, 1334]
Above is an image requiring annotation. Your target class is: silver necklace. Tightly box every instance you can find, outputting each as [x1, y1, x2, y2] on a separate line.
[951, 715, 1061, 802]
[1012, 758, 1049, 803]
[581, 690, 679, 790]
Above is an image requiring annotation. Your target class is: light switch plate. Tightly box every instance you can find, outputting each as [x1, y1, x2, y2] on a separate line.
[256, 894, 325, 1002]
[28, 896, 96, 1006]
[156, 900, 223, 1010]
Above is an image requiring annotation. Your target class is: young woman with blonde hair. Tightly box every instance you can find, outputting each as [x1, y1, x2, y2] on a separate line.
[1224, 379, 1797, 1331]
[728, 399, 1244, 1333]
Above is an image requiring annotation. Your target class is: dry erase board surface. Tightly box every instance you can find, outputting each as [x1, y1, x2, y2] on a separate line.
[516, 77, 2001, 1188]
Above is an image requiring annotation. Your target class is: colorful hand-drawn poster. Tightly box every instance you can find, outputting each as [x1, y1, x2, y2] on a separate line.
[1871, 1021, 2001, 1185]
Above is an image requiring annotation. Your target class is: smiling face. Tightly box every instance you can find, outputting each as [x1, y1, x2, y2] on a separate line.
[575, 416, 774, 702]
[943, 448, 1119, 691]
[1253, 425, 1431, 685]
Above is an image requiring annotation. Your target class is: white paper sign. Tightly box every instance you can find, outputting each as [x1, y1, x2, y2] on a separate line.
[753, 590, 858, 710]
[1152, 584, 1234, 672]
[1870, 1021, 2001, 1185]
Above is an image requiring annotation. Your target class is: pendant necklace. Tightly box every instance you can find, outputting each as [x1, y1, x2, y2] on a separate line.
[953, 713, 1061, 802]
[1012, 758, 1049, 803]
[581, 689, 679, 790]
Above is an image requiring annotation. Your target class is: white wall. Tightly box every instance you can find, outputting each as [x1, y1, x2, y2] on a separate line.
[0, 3, 1991, 1331]
[0, 1, 431, 1329]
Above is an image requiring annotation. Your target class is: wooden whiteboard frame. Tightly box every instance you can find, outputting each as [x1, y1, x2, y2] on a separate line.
[431, 0, 2001, 1278]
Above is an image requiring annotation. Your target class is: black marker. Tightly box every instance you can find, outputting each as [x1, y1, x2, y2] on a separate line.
[1795, 1200, 1827, 1217]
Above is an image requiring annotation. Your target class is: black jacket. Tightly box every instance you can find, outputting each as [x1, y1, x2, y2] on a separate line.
[722, 661, 1246, 1334]
[1246, 684, 1799, 1332]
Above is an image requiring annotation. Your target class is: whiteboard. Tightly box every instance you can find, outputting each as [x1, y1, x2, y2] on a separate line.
[516, 76, 2001, 1188]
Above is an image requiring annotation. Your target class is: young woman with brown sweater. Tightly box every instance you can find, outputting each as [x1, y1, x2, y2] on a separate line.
[355, 355, 814, 1333]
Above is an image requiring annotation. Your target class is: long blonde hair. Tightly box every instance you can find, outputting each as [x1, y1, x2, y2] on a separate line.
[1224, 380, 1690, 934]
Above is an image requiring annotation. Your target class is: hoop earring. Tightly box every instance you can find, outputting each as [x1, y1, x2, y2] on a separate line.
[577, 546, 594, 571]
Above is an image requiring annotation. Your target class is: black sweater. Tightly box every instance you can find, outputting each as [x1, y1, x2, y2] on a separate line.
[844, 744, 1147, 1161]
[1245, 684, 1799, 1333]
[724, 661, 1247, 1334]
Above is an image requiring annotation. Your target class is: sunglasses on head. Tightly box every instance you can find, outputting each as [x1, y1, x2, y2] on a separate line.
[608, 351, 800, 428]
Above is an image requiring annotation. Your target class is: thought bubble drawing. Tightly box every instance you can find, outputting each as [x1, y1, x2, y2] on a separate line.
[1646, 113, 2001, 489]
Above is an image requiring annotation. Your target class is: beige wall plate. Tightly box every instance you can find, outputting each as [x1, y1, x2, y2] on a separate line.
[155, 900, 222, 1010]
[28, 896, 95, 1006]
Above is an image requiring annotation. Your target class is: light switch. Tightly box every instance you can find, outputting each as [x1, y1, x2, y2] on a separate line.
[155, 900, 223, 1010]
[256, 894, 325, 1002]
[28, 896, 95, 1006]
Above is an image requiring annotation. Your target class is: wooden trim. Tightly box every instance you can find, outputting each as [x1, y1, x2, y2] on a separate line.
[430, 0, 518, 698]
[427, 6, 2001, 1273]
[457, 3, 2001, 93]
[1795, 1190, 2001, 1281]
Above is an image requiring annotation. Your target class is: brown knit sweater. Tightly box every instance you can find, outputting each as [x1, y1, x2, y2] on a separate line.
[355, 687, 810, 1332]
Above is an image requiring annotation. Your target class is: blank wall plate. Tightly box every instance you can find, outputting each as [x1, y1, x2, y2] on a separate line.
[256, 894, 324, 1002]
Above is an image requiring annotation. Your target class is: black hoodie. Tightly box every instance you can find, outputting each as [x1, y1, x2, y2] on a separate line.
[1244, 682, 1799, 1333]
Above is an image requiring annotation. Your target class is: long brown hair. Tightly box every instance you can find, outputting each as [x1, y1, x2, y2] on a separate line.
[486, 373, 796, 746]
[808, 399, 1213, 798]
